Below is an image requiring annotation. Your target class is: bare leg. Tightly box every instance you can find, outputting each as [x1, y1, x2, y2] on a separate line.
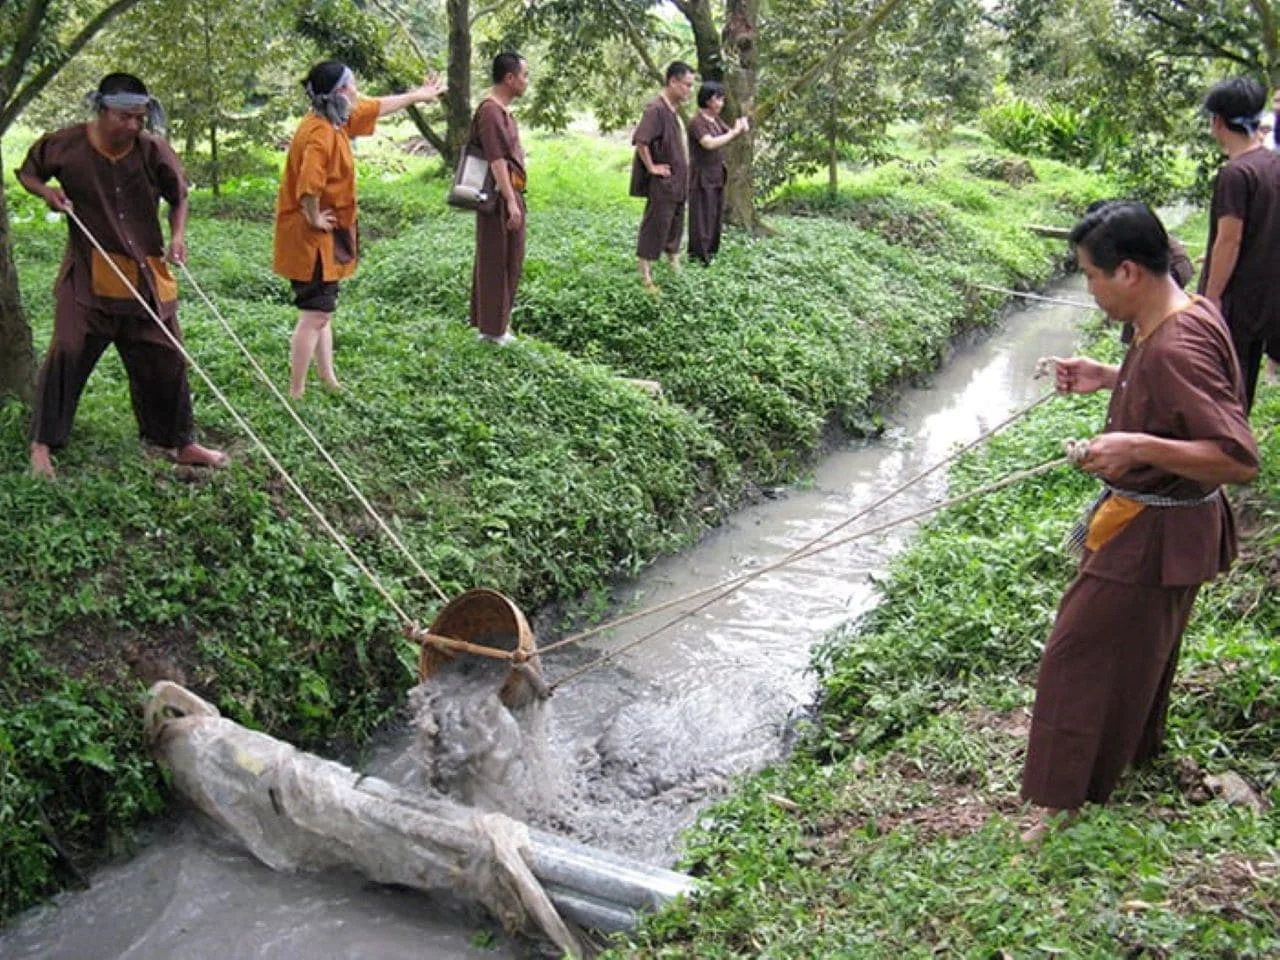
[289, 310, 332, 399]
[316, 322, 341, 391]
[30, 442, 55, 480]
[637, 258, 658, 292]
[174, 442, 229, 468]
[666, 251, 681, 272]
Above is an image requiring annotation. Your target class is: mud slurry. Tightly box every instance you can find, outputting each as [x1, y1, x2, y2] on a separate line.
[396, 653, 797, 865]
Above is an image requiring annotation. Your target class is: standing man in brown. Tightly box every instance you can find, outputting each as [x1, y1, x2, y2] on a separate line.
[631, 62, 695, 292]
[469, 52, 529, 346]
[1021, 202, 1258, 843]
[1198, 76, 1280, 412]
[18, 73, 227, 480]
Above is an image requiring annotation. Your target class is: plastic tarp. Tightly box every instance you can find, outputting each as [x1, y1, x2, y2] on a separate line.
[145, 682, 583, 958]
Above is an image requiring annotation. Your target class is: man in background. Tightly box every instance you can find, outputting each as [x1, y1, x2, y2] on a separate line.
[1198, 76, 1280, 411]
[468, 52, 529, 346]
[631, 62, 695, 292]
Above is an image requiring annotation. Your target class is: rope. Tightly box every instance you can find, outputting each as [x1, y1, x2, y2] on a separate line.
[973, 283, 1096, 311]
[178, 263, 449, 603]
[63, 210, 416, 628]
[548, 454, 1070, 690]
[537, 389, 1059, 660]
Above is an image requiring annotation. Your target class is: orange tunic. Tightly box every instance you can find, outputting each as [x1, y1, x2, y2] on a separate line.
[272, 98, 380, 282]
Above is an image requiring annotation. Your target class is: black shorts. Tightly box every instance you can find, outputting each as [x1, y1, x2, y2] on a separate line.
[291, 257, 340, 312]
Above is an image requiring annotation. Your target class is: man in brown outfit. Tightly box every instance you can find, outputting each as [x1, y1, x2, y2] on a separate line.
[17, 73, 226, 479]
[631, 62, 694, 291]
[1022, 202, 1258, 843]
[1198, 76, 1280, 412]
[469, 52, 529, 345]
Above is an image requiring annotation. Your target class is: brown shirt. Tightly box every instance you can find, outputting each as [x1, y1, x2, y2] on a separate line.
[688, 112, 728, 190]
[19, 125, 186, 318]
[1082, 298, 1258, 587]
[631, 96, 689, 202]
[273, 98, 380, 282]
[1199, 146, 1280, 339]
[472, 97, 526, 187]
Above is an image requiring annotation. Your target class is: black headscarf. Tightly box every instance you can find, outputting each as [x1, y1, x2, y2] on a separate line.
[304, 61, 354, 127]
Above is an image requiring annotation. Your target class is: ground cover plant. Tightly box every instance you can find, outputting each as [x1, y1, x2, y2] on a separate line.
[0, 122, 1112, 921]
[610, 361, 1280, 957]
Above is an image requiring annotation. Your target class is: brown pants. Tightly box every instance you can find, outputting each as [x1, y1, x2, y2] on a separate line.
[1021, 574, 1199, 809]
[636, 196, 685, 261]
[470, 194, 526, 337]
[31, 295, 193, 450]
[1228, 325, 1265, 414]
[687, 184, 724, 264]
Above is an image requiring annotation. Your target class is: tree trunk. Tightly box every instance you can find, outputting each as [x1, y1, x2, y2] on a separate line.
[444, 0, 471, 169]
[828, 6, 842, 198]
[209, 120, 220, 197]
[827, 65, 839, 197]
[0, 142, 36, 404]
[674, 0, 725, 80]
[722, 0, 760, 230]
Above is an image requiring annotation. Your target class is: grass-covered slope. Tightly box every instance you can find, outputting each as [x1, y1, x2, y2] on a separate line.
[0, 126, 1111, 920]
[612, 372, 1279, 958]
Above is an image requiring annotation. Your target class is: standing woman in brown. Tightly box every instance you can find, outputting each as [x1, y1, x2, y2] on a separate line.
[273, 62, 442, 398]
[687, 82, 748, 266]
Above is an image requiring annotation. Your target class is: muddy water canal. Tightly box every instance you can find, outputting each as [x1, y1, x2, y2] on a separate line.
[1, 280, 1090, 959]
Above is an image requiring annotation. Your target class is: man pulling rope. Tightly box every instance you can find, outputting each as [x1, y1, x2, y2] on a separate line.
[18, 72, 227, 479]
[1021, 201, 1259, 843]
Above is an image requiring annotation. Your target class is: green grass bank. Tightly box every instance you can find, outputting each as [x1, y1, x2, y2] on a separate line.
[611, 360, 1279, 957]
[0, 126, 1113, 921]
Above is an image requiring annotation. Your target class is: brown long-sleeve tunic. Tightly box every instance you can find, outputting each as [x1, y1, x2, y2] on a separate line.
[1083, 297, 1257, 586]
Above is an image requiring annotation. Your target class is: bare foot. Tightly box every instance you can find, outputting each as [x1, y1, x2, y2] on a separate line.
[289, 386, 305, 400]
[30, 442, 55, 480]
[642, 281, 660, 295]
[666, 254, 682, 272]
[319, 378, 343, 393]
[1020, 807, 1074, 846]
[174, 442, 229, 469]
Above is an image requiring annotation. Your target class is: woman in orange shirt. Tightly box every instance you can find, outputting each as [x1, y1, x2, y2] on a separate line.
[273, 61, 442, 398]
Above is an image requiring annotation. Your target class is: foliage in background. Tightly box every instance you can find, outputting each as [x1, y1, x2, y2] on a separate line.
[109, 0, 298, 192]
[1122, 0, 1280, 87]
[754, 0, 897, 196]
[884, 0, 996, 152]
[495, 0, 687, 134]
[987, 0, 1210, 202]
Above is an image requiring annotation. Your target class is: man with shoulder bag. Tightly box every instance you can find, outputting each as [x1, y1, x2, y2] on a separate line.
[467, 52, 529, 346]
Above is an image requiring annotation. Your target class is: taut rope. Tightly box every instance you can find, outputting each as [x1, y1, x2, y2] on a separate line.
[179, 263, 449, 603]
[536, 389, 1060, 662]
[972, 283, 1095, 311]
[64, 210, 417, 627]
[546, 454, 1072, 690]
